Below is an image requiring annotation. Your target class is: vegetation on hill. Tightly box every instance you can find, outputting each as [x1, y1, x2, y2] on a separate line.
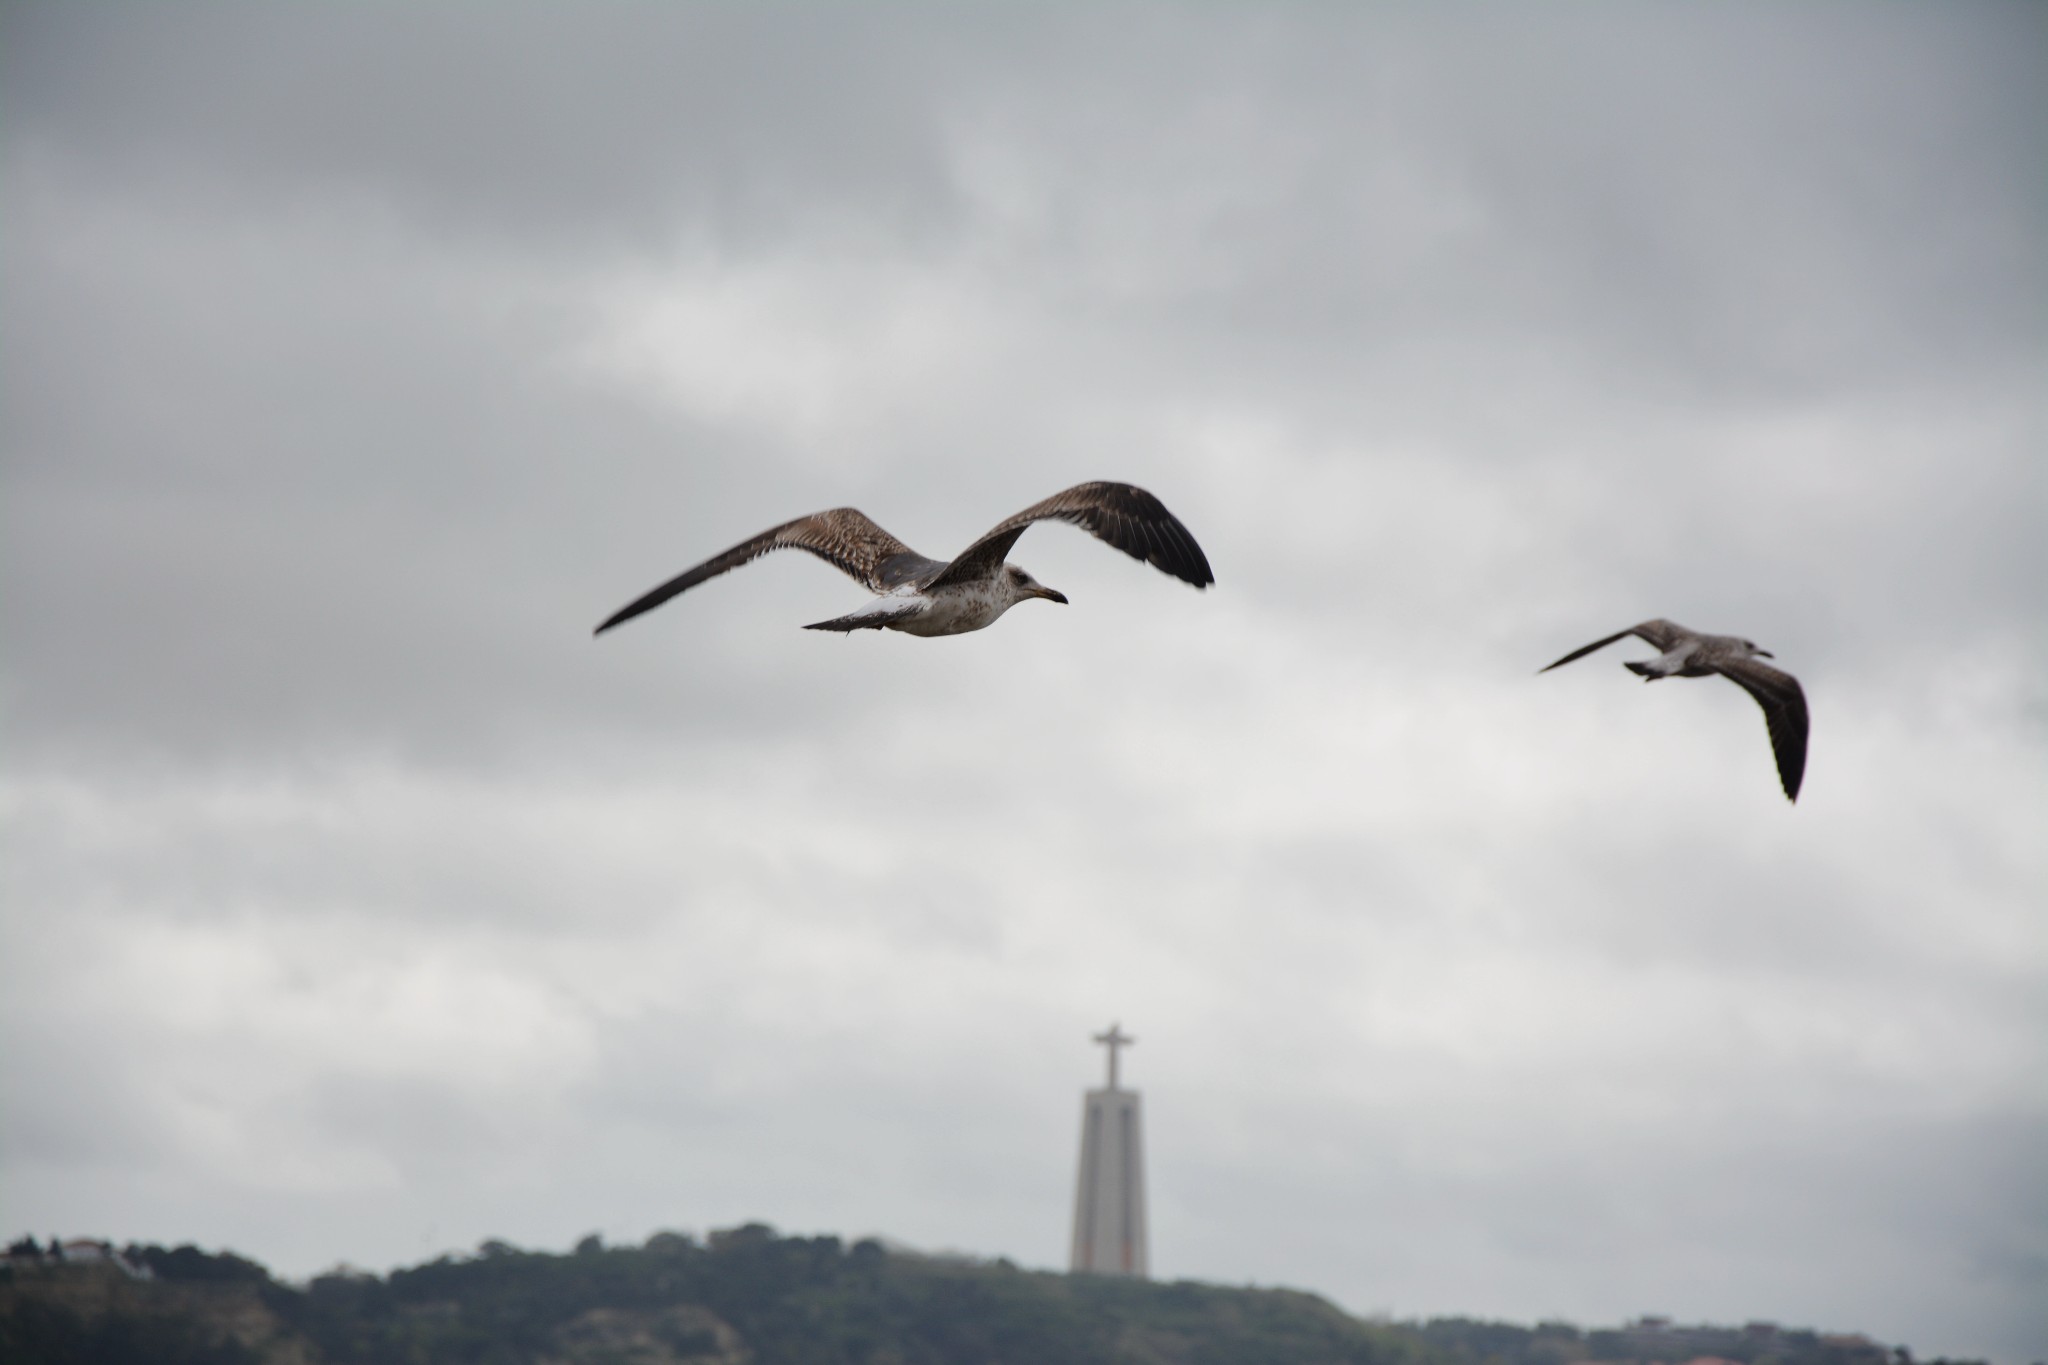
[0, 1224, 1978, 1365]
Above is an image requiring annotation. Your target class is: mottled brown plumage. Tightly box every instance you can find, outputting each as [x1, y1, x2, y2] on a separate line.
[595, 481, 1212, 639]
[593, 510, 934, 634]
[926, 482, 1214, 591]
[1540, 619, 1810, 802]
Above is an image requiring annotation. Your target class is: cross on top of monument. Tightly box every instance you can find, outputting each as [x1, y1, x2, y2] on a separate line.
[1092, 1023, 1135, 1090]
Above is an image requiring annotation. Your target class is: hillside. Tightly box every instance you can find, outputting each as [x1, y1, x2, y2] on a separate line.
[0, 1226, 1974, 1365]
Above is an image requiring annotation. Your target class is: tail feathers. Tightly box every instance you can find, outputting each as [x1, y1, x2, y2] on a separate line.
[803, 600, 929, 633]
[804, 613, 892, 633]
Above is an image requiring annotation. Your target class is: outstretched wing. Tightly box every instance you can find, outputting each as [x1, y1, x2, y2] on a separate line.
[1537, 619, 1689, 673]
[594, 509, 926, 635]
[925, 481, 1214, 591]
[1715, 657, 1809, 802]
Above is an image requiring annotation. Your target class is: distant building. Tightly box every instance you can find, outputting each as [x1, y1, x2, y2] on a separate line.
[1069, 1023, 1148, 1278]
[8, 1238, 154, 1279]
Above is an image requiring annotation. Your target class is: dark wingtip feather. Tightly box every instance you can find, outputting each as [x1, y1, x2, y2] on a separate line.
[1164, 541, 1216, 589]
[1718, 659, 1808, 805]
[1537, 628, 1636, 675]
[1777, 731, 1806, 803]
[591, 581, 681, 637]
[592, 603, 644, 637]
[1128, 486, 1215, 588]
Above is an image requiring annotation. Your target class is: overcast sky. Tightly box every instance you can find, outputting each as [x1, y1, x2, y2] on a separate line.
[2, 5, 2043, 1362]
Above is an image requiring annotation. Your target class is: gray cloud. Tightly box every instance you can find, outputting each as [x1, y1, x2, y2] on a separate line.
[1, 5, 972, 251]
[3, 6, 2043, 1364]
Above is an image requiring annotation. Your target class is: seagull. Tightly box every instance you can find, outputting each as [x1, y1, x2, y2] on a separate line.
[1539, 619, 1810, 802]
[594, 481, 1213, 638]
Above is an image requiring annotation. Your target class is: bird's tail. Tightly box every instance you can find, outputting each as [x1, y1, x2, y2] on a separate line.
[803, 613, 891, 633]
[1626, 645, 1694, 681]
[802, 599, 929, 633]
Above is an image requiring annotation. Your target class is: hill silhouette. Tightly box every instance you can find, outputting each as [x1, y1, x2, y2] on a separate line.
[0, 1225, 1977, 1365]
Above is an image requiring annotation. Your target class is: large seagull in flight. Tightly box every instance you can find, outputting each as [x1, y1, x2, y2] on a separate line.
[596, 481, 1213, 638]
[1539, 619, 1810, 802]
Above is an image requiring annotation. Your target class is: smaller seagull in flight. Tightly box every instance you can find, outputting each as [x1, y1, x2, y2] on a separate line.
[1539, 619, 1810, 802]
[595, 480, 1213, 639]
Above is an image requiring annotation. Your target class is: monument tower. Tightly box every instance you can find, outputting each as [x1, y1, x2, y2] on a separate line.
[1069, 1023, 1148, 1277]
